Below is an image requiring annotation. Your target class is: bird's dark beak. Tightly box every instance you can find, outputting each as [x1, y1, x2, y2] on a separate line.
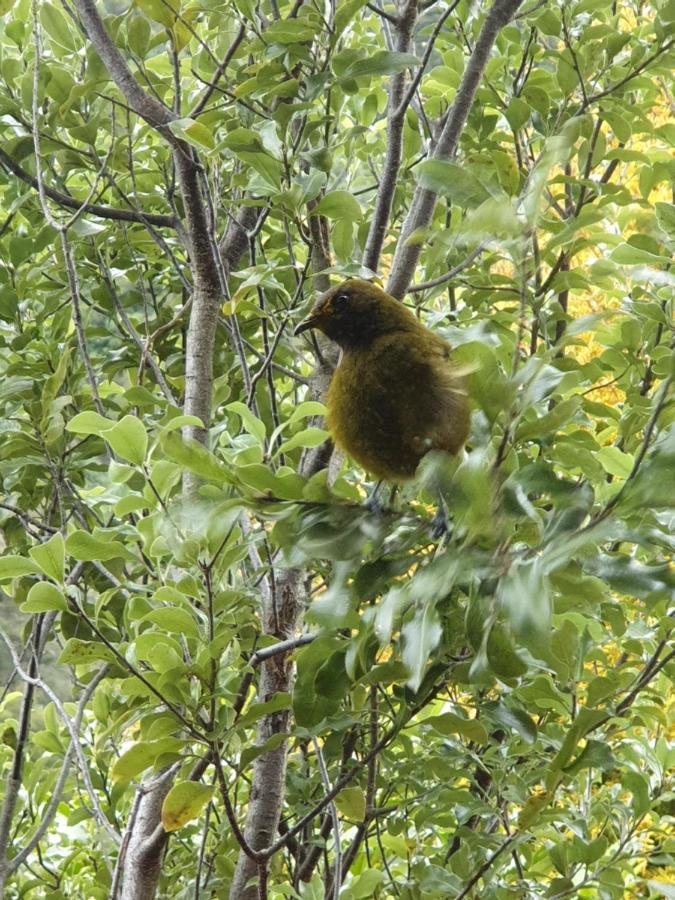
[293, 315, 318, 336]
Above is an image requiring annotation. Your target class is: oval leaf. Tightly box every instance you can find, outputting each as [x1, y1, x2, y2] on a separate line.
[29, 532, 65, 583]
[103, 415, 148, 465]
[20, 582, 68, 613]
[0, 556, 42, 581]
[161, 781, 213, 832]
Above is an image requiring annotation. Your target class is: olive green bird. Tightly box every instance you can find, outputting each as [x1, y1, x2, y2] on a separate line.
[294, 279, 469, 483]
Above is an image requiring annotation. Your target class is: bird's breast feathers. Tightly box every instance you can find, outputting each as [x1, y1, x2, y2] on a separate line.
[326, 331, 469, 480]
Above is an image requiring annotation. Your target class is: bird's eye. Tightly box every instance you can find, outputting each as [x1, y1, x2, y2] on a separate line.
[333, 293, 349, 309]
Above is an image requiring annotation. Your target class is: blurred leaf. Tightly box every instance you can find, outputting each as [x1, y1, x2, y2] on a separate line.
[423, 712, 488, 745]
[294, 636, 347, 727]
[486, 623, 528, 679]
[564, 739, 615, 775]
[402, 603, 442, 692]
[161, 432, 232, 484]
[335, 786, 366, 821]
[498, 558, 551, 645]
[417, 161, 493, 208]
[485, 702, 537, 744]
[340, 51, 419, 80]
[227, 401, 266, 444]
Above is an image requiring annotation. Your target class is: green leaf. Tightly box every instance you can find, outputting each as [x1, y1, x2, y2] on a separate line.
[487, 703, 538, 744]
[334, 0, 367, 36]
[311, 191, 362, 221]
[161, 432, 232, 484]
[0, 556, 42, 581]
[28, 533, 65, 583]
[401, 603, 442, 692]
[234, 693, 292, 731]
[346, 870, 386, 899]
[505, 96, 531, 130]
[332, 217, 355, 260]
[564, 739, 616, 775]
[66, 411, 113, 435]
[112, 738, 185, 783]
[655, 201, 675, 239]
[498, 558, 551, 644]
[161, 781, 213, 832]
[239, 732, 289, 770]
[65, 531, 128, 562]
[115, 495, 148, 517]
[127, 14, 151, 55]
[293, 636, 347, 727]
[134, 0, 175, 27]
[335, 786, 366, 821]
[275, 427, 328, 456]
[576, 834, 609, 865]
[168, 117, 216, 151]
[516, 397, 581, 441]
[550, 707, 607, 772]
[622, 770, 650, 816]
[41, 4, 77, 52]
[265, 18, 318, 44]
[236, 464, 305, 500]
[227, 401, 266, 443]
[103, 415, 148, 465]
[423, 712, 488, 745]
[340, 50, 419, 80]
[20, 582, 68, 613]
[610, 244, 672, 266]
[288, 401, 327, 423]
[416, 160, 493, 208]
[595, 446, 633, 478]
[141, 607, 200, 639]
[486, 623, 528, 678]
[57, 639, 115, 665]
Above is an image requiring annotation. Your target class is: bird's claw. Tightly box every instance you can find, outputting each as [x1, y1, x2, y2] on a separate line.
[365, 494, 386, 516]
[430, 508, 449, 540]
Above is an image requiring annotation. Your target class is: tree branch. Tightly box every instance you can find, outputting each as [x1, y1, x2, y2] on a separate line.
[8, 666, 110, 875]
[0, 148, 177, 228]
[387, 0, 526, 298]
[363, 0, 419, 271]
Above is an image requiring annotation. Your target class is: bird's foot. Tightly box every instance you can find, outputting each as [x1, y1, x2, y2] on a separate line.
[365, 493, 386, 516]
[430, 492, 449, 540]
[430, 507, 448, 540]
[364, 480, 386, 515]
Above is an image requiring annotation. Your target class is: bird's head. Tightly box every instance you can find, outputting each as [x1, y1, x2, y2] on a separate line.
[294, 279, 416, 349]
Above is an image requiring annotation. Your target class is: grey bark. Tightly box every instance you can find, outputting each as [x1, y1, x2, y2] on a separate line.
[117, 769, 176, 900]
[386, 0, 526, 298]
[229, 208, 336, 900]
[0, 631, 38, 896]
[70, 4, 243, 897]
[230, 569, 304, 898]
[363, 0, 419, 271]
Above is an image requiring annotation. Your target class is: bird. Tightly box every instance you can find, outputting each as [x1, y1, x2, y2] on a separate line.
[293, 279, 469, 486]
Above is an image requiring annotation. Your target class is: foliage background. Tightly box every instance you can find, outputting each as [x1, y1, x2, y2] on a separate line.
[0, 0, 673, 897]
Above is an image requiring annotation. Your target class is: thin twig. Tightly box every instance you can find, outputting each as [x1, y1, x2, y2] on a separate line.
[312, 739, 342, 899]
[0, 627, 120, 846]
[407, 243, 486, 293]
